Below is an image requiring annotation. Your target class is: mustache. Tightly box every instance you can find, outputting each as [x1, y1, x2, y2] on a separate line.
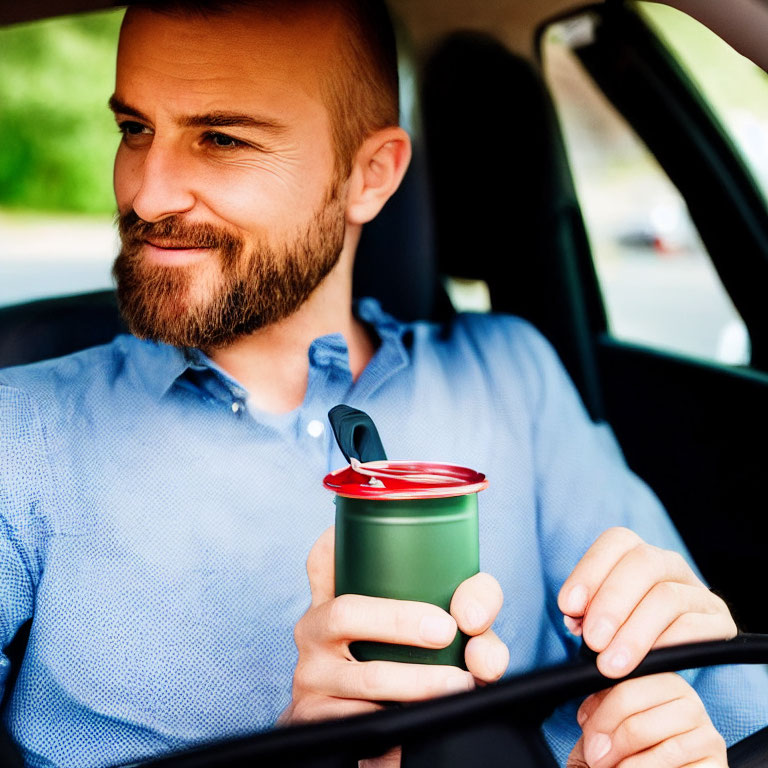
[117, 210, 242, 252]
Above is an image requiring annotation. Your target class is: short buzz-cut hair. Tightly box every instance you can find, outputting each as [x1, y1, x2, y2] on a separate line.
[125, 0, 400, 182]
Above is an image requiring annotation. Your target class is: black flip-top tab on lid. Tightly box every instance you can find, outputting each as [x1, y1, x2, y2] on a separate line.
[327, 405, 387, 464]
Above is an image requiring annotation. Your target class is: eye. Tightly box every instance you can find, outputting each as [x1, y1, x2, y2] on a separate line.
[204, 132, 249, 149]
[117, 120, 151, 137]
[117, 120, 153, 148]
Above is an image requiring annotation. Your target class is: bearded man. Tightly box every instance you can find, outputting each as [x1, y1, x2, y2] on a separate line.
[1, 2, 767, 768]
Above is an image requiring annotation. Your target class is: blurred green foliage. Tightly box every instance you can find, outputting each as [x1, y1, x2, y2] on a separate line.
[0, 9, 124, 213]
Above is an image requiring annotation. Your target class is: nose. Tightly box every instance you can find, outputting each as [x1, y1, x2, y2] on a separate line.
[128, 139, 197, 223]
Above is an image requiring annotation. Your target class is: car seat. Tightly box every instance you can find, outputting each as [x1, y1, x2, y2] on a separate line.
[420, 30, 605, 420]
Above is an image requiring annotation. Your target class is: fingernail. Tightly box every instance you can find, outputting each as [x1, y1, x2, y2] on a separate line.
[589, 618, 616, 650]
[563, 615, 583, 636]
[602, 645, 630, 674]
[486, 643, 509, 676]
[445, 673, 474, 694]
[420, 614, 456, 645]
[576, 706, 588, 726]
[565, 584, 588, 615]
[465, 599, 489, 631]
[584, 733, 611, 764]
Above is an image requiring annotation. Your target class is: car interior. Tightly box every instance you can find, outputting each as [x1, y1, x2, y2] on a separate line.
[2, 0, 768, 765]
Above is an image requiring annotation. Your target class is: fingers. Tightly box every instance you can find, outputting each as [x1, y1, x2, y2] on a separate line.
[559, 528, 701, 622]
[612, 721, 725, 768]
[298, 593, 457, 649]
[617, 730, 727, 768]
[451, 573, 508, 682]
[566, 736, 588, 768]
[451, 572, 504, 636]
[283, 695, 382, 724]
[654, 606, 737, 649]
[465, 628, 509, 683]
[294, 546, 506, 728]
[558, 527, 736, 678]
[582, 544, 701, 651]
[575, 674, 727, 768]
[307, 526, 335, 606]
[360, 746, 402, 768]
[559, 527, 644, 617]
[577, 674, 689, 731]
[295, 657, 474, 702]
[595, 584, 736, 677]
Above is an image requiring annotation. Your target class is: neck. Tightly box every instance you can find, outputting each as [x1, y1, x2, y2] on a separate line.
[208, 236, 374, 414]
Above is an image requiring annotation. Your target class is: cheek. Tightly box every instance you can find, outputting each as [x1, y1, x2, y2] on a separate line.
[200, 169, 314, 237]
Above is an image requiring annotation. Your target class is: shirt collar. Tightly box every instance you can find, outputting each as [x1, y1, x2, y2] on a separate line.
[126, 297, 411, 403]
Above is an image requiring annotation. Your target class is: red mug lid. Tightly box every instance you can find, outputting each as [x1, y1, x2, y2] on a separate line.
[323, 460, 488, 500]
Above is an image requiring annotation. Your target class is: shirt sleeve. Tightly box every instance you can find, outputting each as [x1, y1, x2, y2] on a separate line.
[505, 321, 768, 764]
[0, 385, 47, 700]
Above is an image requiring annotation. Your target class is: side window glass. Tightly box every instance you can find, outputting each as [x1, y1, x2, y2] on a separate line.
[638, 2, 768, 207]
[542, 13, 751, 366]
[0, 10, 123, 308]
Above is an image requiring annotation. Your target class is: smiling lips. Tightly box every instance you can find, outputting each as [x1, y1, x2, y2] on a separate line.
[142, 239, 213, 266]
[145, 239, 210, 250]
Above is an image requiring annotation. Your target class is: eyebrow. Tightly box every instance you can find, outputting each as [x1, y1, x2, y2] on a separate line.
[108, 95, 288, 135]
[109, 95, 148, 121]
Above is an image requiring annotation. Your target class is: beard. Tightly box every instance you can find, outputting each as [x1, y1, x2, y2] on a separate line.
[112, 191, 346, 350]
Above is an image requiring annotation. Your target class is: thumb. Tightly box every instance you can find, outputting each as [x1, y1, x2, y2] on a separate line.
[307, 526, 335, 606]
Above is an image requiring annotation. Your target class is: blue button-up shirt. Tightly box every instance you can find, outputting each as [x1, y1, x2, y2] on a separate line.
[1, 299, 767, 767]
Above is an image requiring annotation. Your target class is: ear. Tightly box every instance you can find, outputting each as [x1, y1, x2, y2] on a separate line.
[345, 127, 412, 226]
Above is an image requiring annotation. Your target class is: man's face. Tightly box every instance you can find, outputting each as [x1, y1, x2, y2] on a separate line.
[111, 6, 347, 349]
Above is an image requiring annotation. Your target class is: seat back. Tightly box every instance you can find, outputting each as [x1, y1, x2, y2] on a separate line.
[0, 291, 127, 368]
[421, 32, 605, 419]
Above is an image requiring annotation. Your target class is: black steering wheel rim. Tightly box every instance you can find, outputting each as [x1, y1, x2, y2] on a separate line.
[115, 634, 768, 768]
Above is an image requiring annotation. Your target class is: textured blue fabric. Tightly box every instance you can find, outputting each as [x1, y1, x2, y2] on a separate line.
[1, 298, 766, 767]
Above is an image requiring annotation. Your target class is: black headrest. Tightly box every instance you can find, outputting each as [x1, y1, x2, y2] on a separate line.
[421, 31, 604, 418]
[354, 141, 446, 322]
[422, 31, 573, 283]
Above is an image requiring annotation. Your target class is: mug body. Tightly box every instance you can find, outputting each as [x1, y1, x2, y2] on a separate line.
[325, 461, 487, 668]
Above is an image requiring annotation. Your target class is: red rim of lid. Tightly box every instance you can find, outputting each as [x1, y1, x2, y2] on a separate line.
[323, 460, 489, 500]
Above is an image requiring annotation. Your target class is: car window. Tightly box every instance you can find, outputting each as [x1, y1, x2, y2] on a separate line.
[638, 2, 768, 207]
[0, 9, 124, 308]
[542, 7, 757, 366]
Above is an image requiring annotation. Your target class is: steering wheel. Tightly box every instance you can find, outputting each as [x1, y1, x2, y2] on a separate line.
[120, 634, 768, 768]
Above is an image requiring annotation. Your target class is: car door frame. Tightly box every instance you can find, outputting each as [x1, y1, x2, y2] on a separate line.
[534, 0, 768, 632]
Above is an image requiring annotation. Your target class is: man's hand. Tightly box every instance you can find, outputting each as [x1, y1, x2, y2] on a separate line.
[280, 527, 509, 726]
[567, 673, 728, 767]
[557, 527, 737, 678]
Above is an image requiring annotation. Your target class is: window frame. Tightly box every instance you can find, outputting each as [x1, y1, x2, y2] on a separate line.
[536, 1, 768, 371]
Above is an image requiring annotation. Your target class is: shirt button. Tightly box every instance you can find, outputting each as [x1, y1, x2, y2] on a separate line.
[307, 419, 325, 438]
[231, 402, 242, 413]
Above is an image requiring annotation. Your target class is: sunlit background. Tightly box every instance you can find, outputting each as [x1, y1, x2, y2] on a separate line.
[0, 8, 123, 306]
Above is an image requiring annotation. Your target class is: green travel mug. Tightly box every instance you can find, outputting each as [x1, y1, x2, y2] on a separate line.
[324, 460, 488, 668]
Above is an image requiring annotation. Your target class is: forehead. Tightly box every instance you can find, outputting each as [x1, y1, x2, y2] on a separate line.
[116, 6, 343, 114]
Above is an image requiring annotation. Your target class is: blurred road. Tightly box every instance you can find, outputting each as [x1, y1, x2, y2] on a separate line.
[0, 213, 118, 306]
[597, 247, 748, 364]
